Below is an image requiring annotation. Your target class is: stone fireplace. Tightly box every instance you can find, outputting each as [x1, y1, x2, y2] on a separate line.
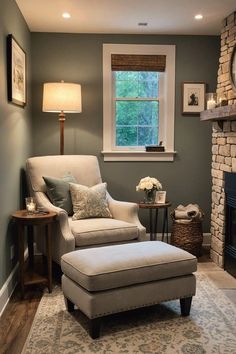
[211, 121, 236, 267]
[206, 11, 236, 268]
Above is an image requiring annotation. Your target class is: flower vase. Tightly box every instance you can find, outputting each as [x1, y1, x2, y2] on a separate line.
[144, 189, 156, 203]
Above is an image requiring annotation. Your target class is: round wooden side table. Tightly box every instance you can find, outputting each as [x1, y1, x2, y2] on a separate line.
[138, 202, 172, 242]
[12, 210, 57, 298]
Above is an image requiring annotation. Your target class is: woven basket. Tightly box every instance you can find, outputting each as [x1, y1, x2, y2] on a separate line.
[170, 212, 203, 257]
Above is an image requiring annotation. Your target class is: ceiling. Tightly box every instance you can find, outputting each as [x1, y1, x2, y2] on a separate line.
[16, 0, 236, 35]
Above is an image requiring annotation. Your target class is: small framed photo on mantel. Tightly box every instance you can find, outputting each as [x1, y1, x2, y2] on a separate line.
[182, 82, 205, 115]
[7, 34, 26, 107]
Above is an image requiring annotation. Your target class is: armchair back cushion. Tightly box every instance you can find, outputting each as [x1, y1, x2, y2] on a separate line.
[26, 155, 102, 194]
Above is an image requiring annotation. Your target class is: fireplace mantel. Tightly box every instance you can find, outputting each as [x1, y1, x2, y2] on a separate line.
[200, 104, 236, 122]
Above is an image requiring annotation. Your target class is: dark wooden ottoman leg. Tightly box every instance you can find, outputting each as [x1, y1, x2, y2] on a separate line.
[89, 318, 101, 339]
[65, 297, 75, 312]
[180, 296, 192, 316]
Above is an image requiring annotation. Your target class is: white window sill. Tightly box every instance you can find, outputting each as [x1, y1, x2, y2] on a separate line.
[102, 150, 177, 161]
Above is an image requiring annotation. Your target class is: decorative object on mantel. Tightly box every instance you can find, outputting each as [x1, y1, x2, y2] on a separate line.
[145, 141, 165, 152]
[230, 44, 236, 92]
[136, 176, 162, 203]
[216, 14, 236, 107]
[205, 93, 228, 110]
[206, 93, 217, 110]
[171, 204, 204, 257]
[182, 82, 205, 114]
[217, 93, 228, 107]
[42, 81, 82, 155]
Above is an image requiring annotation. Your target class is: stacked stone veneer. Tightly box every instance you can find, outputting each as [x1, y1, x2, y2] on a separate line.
[211, 121, 236, 267]
[211, 11, 236, 267]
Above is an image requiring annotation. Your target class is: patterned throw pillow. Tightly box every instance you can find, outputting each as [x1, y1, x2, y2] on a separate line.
[70, 182, 112, 220]
[43, 174, 77, 215]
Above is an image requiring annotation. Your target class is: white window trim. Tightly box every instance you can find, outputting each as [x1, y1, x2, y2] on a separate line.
[102, 43, 176, 162]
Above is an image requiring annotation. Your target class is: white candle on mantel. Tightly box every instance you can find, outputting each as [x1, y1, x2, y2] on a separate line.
[207, 99, 216, 110]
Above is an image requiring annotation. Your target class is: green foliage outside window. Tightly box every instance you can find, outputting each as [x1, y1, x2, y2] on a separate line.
[114, 71, 159, 147]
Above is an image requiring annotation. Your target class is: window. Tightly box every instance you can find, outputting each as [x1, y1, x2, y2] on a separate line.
[103, 44, 176, 161]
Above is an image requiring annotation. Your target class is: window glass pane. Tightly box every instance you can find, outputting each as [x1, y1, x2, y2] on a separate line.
[115, 101, 158, 147]
[116, 127, 137, 146]
[116, 71, 139, 80]
[115, 71, 159, 98]
[138, 127, 158, 146]
[116, 101, 138, 125]
[138, 80, 157, 98]
[138, 101, 158, 125]
[116, 80, 139, 98]
[116, 101, 158, 125]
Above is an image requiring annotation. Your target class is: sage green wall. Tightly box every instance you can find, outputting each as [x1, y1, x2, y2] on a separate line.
[0, 0, 32, 289]
[31, 33, 220, 232]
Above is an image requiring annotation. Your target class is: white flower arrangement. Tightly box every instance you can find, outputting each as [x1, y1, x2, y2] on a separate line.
[136, 176, 162, 192]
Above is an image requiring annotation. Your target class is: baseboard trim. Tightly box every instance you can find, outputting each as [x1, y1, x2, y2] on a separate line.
[0, 249, 28, 317]
[0, 263, 18, 317]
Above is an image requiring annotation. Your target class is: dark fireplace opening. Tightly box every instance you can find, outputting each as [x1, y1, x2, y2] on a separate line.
[224, 172, 236, 278]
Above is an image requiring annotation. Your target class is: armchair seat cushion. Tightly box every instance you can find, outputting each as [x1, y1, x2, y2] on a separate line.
[69, 218, 139, 247]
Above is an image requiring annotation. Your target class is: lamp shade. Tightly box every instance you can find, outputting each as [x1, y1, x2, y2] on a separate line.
[42, 82, 82, 113]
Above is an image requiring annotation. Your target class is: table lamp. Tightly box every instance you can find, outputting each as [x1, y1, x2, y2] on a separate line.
[42, 81, 82, 155]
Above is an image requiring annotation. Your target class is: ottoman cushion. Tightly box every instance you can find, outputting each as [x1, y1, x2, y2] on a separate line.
[61, 241, 197, 291]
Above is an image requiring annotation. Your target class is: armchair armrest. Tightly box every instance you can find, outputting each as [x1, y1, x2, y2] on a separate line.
[34, 192, 75, 261]
[107, 194, 146, 240]
[35, 191, 65, 214]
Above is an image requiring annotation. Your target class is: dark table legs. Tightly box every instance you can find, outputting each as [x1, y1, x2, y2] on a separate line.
[149, 207, 169, 242]
[18, 224, 25, 298]
[27, 225, 34, 268]
[17, 223, 53, 298]
[45, 224, 52, 293]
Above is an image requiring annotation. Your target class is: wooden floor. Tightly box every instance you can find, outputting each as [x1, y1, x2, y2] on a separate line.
[0, 285, 43, 354]
[0, 248, 235, 354]
[0, 259, 61, 354]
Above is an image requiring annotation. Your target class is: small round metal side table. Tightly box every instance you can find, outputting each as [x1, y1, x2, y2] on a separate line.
[138, 202, 172, 242]
[12, 210, 57, 298]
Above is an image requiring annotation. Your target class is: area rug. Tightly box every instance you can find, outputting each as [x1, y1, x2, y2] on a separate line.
[22, 273, 236, 354]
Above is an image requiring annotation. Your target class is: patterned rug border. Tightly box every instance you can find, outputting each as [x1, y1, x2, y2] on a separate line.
[21, 271, 236, 354]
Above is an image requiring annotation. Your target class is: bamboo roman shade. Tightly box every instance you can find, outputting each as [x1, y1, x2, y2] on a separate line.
[111, 54, 166, 72]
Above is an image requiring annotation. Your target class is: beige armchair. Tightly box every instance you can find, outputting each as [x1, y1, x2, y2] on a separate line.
[26, 155, 146, 264]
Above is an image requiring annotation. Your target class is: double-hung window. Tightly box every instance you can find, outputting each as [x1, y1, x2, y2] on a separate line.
[103, 44, 176, 161]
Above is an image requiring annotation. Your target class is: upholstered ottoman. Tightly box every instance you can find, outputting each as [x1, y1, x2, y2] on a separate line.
[61, 241, 197, 338]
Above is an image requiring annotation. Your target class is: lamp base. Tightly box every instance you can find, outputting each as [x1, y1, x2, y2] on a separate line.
[59, 112, 65, 155]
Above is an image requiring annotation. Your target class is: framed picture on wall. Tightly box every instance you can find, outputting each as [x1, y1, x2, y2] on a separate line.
[182, 82, 205, 114]
[7, 34, 26, 107]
